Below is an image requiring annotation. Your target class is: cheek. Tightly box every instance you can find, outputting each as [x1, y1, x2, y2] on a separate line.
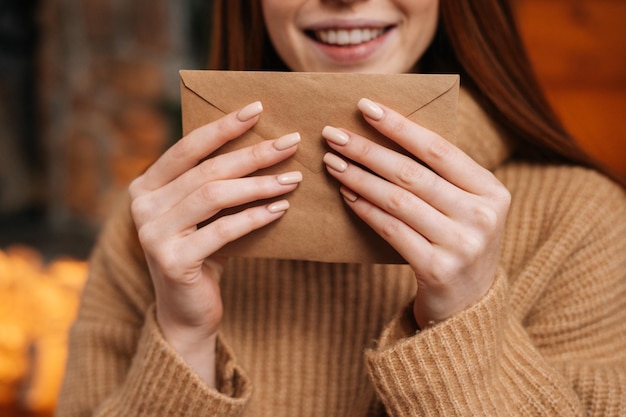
[261, 7, 289, 51]
[405, 1, 439, 64]
[403, 0, 439, 34]
[264, 24, 294, 67]
[261, 2, 307, 70]
[423, 0, 440, 32]
[261, 2, 295, 45]
[261, 0, 282, 32]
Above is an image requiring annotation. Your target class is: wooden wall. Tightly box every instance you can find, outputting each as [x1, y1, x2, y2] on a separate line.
[515, 0, 626, 180]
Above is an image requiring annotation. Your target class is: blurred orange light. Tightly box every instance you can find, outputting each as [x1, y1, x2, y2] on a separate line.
[0, 246, 87, 412]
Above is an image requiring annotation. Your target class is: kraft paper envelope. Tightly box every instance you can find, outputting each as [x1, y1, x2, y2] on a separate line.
[180, 70, 459, 264]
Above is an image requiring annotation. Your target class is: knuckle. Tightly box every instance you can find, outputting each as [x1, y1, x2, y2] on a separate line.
[485, 175, 511, 207]
[429, 254, 461, 284]
[247, 142, 267, 166]
[197, 182, 221, 204]
[426, 137, 453, 160]
[357, 139, 375, 160]
[211, 218, 235, 243]
[214, 114, 233, 135]
[456, 232, 484, 262]
[130, 195, 153, 224]
[379, 219, 403, 241]
[257, 178, 277, 196]
[170, 135, 197, 161]
[136, 223, 189, 280]
[397, 160, 425, 187]
[197, 158, 217, 178]
[387, 116, 406, 137]
[472, 204, 499, 230]
[243, 207, 265, 229]
[128, 176, 144, 199]
[154, 244, 184, 277]
[386, 188, 413, 213]
[137, 221, 159, 249]
[495, 186, 512, 209]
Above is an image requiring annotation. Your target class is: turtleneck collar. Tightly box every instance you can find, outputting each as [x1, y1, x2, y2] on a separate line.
[450, 88, 514, 172]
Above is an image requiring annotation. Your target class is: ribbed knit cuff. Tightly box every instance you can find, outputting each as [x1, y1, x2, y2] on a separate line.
[104, 305, 251, 416]
[365, 269, 509, 416]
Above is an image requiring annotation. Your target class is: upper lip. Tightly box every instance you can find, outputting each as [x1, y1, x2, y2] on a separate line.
[303, 18, 395, 32]
[303, 19, 395, 45]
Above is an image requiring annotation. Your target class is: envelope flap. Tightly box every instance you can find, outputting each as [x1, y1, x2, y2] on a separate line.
[180, 71, 459, 173]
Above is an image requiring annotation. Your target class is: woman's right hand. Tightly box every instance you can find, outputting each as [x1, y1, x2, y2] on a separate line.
[128, 101, 302, 386]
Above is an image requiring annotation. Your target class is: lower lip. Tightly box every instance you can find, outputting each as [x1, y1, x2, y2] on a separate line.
[308, 28, 394, 65]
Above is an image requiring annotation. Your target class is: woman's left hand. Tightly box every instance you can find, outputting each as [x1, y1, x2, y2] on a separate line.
[322, 99, 511, 330]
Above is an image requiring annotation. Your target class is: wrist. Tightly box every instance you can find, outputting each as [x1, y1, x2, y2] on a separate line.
[157, 313, 219, 388]
[412, 296, 463, 330]
[413, 279, 496, 330]
[171, 331, 218, 388]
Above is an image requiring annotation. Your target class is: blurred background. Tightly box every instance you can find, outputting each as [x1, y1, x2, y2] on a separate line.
[0, 0, 624, 415]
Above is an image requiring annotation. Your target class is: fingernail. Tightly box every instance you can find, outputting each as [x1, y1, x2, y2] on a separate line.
[340, 186, 358, 202]
[322, 126, 349, 145]
[323, 152, 348, 173]
[277, 171, 303, 185]
[267, 200, 290, 213]
[273, 132, 301, 150]
[358, 98, 384, 121]
[237, 101, 263, 122]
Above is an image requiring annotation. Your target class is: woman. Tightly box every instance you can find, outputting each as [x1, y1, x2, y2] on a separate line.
[56, 0, 626, 416]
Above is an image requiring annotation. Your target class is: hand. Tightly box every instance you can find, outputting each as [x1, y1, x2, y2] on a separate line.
[128, 101, 302, 385]
[322, 99, 511, 329]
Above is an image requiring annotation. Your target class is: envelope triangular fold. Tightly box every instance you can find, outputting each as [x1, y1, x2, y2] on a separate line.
[180, 70, 459, 264]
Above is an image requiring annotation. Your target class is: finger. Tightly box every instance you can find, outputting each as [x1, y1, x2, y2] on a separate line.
[140, 101, 264, 192]
[133, 132, 300, 222]
[149, 172, 303, 238]
[357, 98, 501, 196]
[323, 152, 452, 244]
[340, 189, 433, 268]
[323, 125, 461, 215]
[180, 201, 290, 265]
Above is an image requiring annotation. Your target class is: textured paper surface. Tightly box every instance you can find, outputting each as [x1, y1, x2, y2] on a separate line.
[180, 70, 459, 264]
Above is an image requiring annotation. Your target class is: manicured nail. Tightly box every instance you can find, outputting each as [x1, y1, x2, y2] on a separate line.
[340, 186, 358, 202]
[273, 132, 301, 150]
[322, 126, 349, 145]
[237, 101, 263, 122]
[267, 200, 290, 213]
[358, 98, 384, 121]
[277, 171, 303, 185]
[323, 152, 348, 172]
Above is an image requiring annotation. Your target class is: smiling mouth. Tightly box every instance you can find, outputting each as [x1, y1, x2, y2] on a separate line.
[307, 26, 393, 46]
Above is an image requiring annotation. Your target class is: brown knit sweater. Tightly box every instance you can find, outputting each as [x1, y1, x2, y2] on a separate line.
[56, 91, 626, 416]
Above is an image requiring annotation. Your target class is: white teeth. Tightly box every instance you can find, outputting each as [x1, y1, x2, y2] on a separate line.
[337, 29, 350, 45]
[314, 28, 385, 46]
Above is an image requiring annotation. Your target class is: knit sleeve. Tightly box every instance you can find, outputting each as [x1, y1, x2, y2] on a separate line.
[365, 269, 585, 415]
[54, 194, 252, 416]
[521, 171, 626, 416]
[365, 169, 626, 416]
